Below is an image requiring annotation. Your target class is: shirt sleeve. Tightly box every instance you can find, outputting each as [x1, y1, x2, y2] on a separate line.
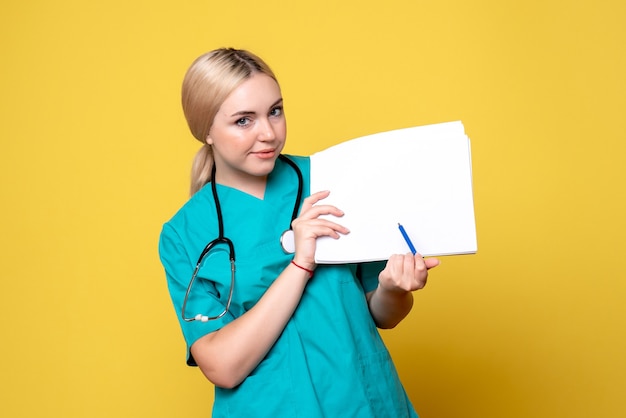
[159, 222, 234, 366]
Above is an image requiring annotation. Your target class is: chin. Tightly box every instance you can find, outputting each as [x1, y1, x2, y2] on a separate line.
[251, 160, 278, 177]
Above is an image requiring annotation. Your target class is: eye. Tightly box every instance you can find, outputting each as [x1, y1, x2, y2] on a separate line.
[269, 106, 283, 118]
[235, 117, 251, 127]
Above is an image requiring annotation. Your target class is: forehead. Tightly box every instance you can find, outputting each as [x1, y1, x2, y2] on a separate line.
[219, 73, 281, 114]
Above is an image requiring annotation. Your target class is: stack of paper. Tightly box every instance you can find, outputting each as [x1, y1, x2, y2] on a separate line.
[310, 121, 477, 264]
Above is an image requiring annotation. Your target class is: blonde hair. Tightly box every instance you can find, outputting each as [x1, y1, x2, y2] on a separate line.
[181, 48, 278, 196]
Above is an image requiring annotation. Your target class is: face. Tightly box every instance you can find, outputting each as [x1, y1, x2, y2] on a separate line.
[207, 73, 286, 190]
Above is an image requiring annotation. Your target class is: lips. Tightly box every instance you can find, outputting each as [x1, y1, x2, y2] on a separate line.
[251, 149, 277, 159]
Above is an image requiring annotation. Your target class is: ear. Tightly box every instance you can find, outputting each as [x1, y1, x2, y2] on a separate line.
[206, 135, 213, 145]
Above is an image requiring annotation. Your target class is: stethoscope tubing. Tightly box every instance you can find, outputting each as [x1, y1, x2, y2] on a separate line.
[181, 155, 303, 322]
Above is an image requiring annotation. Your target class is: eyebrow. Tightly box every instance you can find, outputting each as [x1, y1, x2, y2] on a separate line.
[229, 98, 283, 117]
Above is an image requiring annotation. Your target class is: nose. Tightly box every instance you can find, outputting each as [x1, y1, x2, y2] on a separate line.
[257, 118, 276, 141]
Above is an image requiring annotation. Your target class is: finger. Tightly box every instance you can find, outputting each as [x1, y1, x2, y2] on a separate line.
[387, 253, 408, 274]
[301, 190, 331, 209]
[424, 257, 440, 270]
[412, 253, 440, 271]
[300, 204, 345, 219]
[295, 218, 350, 237]
[404, 253, 418, 272]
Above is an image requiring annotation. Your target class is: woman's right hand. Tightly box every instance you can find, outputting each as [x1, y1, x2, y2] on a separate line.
[290, 190, 349, 272]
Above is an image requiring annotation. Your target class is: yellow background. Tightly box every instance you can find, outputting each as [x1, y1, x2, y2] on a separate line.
[2, 1, 625, 417]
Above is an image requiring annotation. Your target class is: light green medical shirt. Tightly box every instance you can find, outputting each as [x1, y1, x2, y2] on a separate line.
[159, 156, 418, 418]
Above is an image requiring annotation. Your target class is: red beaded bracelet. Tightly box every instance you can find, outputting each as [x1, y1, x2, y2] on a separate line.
[291, 260, 314, 278]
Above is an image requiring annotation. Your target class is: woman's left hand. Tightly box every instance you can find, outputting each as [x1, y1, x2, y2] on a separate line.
[366, 253, 440, 328]
[378, 253, 440, 293]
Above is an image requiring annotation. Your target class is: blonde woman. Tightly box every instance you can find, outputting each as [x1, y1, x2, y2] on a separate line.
[159, 48, 439, 417]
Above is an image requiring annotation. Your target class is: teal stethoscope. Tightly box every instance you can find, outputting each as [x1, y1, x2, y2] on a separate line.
[181, 155, 304, 322]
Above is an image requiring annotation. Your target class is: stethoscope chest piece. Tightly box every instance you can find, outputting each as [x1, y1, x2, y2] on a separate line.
[280, 229, 295, 254]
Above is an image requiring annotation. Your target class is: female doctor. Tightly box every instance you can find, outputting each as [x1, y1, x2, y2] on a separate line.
[159, 48, 440, 417]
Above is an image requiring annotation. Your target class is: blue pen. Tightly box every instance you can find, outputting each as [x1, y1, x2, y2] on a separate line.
[397, 223, 417, 255]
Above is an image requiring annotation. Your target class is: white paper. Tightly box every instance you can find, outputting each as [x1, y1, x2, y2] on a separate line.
[310, 121, 477, 263]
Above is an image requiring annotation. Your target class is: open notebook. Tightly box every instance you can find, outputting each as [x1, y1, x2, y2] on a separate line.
[309, 121, 477, 264]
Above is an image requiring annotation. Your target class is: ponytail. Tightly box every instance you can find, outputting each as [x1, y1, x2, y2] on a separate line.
[190, 143, 213, 196]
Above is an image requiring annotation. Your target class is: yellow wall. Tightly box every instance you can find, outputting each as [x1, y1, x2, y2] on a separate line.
[1, 1, 625, 417]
